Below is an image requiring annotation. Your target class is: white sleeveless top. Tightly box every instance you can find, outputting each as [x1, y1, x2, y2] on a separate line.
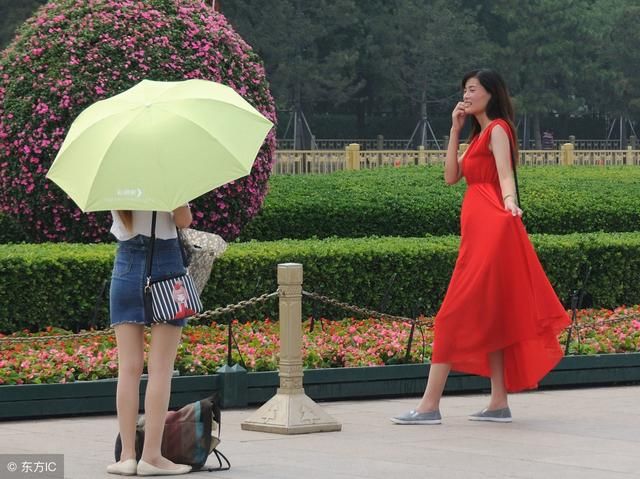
[110, 211, 178, 241]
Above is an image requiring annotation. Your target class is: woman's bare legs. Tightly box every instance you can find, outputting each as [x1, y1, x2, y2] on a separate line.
[415, 363, 452, 412]
[114, 324, 145, 462]
[413, 350, 508, 414]
[140, 323, 184, 469]
[487, 349, 509, 410]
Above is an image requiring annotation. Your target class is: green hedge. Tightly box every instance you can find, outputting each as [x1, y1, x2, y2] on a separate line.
[2, 232, 640, 333]
[0, 243, 115, 333]
[240, 166, 640, 240]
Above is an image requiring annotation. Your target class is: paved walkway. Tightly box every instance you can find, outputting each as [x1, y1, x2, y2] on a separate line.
[1, 386, 639, 478]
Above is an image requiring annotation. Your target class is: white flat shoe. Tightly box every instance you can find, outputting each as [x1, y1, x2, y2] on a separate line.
[137, 460, 192, 476]
[106, 459, 137, 475]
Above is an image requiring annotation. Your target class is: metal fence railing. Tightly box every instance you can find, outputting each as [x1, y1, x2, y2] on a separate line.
[277, 138, 639, 151]
[273, 146, 640, 174]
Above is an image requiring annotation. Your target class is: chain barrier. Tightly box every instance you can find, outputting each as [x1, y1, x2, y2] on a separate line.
[188, 291, 279, 324]
[0, 291, 279, 346]
[301, 290, 433, 325]
[1, 288, 638, 347]
[303, 291, 640, 330]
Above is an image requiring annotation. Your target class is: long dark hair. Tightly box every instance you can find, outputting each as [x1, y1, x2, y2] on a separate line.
[462, 69, 519, 162]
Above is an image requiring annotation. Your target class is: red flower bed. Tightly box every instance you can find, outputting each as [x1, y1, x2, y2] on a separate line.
[1, 306, 638, 385]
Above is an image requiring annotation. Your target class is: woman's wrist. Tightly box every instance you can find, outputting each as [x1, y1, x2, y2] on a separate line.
[503, 194, 515, 202]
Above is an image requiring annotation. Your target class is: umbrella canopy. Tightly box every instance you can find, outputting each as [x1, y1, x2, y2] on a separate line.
[46, 79, 273, 212]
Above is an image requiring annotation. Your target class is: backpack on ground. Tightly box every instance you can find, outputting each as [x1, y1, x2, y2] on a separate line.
[114, 394, 230, 472]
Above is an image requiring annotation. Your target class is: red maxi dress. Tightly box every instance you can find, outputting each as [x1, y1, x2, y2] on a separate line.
[431, 118, 570, 392]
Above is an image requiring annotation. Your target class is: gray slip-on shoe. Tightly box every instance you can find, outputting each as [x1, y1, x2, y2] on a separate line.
[468, 407, 512, 423]
[390, 409, 442, 425]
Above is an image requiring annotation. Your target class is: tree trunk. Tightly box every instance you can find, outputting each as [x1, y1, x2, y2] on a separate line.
[521, 114, 529, 150]
[533, 112, 542, 149]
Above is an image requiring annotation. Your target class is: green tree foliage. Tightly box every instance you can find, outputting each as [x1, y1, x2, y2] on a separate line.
[587, 0, 640, 140]
[383, 0, 490, 107]
[3, 0, 639, 138]
[222, 0, 362, 110]
[487, 0, 600, 147]
[0, 0, 47, 48]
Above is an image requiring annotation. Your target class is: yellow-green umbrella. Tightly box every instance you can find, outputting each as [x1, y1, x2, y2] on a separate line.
[46, 79, 273, 212]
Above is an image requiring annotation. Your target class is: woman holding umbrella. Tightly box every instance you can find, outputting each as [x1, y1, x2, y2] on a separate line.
[106, 207, 193, 476]
[46, 79, 273, 475]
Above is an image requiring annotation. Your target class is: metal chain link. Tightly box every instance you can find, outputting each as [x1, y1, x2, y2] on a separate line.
[0, 291, 279, 346]
[303, 290, 640, 332]
[302, 290, 420, 324]
[187, 291, 279, 323]
[2, 288, 638, 346]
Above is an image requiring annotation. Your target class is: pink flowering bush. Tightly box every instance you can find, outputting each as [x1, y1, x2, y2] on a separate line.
[1, 306, 639, 385]
[0, 0, 276, 242]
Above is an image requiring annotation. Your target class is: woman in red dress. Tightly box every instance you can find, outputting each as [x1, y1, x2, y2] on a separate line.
[392, 69, 570, 425]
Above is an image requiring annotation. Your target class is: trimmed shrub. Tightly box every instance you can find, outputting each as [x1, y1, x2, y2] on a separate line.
[0, 243, 114, 332]
[2, 232, 640, 333]
[240, 166, 640, 240]
[0, 0, 276, 243]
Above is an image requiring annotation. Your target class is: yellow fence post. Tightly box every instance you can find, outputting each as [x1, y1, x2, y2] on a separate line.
[561, 143, 575, 165]
[418, 145, 426, 165]
[345, 143, 361, 170]
[241, 263, 342, 434]
[344, 144, 351, 170]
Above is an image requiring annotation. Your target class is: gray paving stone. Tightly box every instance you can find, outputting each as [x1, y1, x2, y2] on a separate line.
[0, 385, 638, 478]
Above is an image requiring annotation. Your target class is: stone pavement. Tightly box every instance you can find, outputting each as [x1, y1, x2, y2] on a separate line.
[1, 385, 639, 479]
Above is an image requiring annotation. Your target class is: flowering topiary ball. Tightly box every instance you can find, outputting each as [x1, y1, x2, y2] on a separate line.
[0, 0, 276, 242]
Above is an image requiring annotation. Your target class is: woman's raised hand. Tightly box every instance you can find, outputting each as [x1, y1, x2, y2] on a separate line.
[451, 101, 468, 133]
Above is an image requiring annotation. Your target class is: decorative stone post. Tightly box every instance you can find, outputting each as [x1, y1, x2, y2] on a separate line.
[561, 143, 575, 166]
[241, 263, 342, 434]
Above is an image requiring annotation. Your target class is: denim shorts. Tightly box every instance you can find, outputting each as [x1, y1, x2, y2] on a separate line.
[110, 235, 188, 327]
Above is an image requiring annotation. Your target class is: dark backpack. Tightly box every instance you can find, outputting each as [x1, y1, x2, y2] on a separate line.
[115, 395, 230, 472]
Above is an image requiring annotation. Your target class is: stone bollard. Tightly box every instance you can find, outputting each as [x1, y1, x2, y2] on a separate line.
[241, 263, 342, 434]
[561, 143, 575, 166]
